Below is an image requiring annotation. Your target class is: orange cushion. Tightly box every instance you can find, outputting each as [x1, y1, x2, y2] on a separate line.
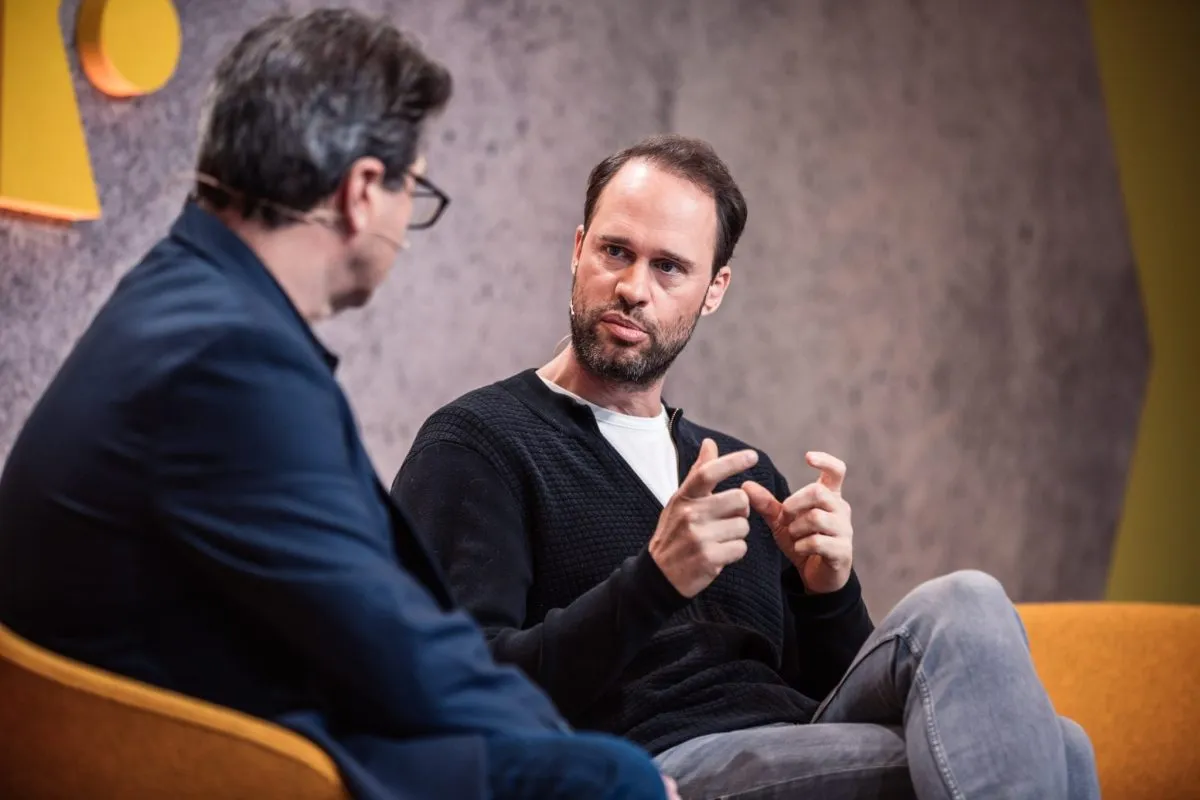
[1019, 602, 1200, 800]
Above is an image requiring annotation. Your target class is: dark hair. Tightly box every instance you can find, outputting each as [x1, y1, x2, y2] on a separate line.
[583, 134, 748, 274]
[195, 9, 452, 227]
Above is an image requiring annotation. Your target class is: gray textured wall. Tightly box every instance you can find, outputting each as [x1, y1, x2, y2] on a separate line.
[0, 0, 1145, 614]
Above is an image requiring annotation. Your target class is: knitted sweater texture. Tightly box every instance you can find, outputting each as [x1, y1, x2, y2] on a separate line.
[393, 369, 874, 755]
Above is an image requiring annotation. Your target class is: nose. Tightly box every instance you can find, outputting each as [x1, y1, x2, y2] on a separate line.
[614, 258, 652, 308]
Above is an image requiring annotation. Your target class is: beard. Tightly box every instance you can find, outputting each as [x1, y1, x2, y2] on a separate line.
[569, 283, 703, 388]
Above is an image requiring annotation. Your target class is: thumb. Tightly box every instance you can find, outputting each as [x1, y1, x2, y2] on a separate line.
[743, 480, 783, 526]
[690, 437, 718, 473]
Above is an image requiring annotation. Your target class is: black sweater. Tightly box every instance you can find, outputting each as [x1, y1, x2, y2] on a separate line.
[392, 369, 874, 755]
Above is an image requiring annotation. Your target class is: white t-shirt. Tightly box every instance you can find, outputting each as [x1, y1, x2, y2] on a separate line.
[540, 375, 680, 506]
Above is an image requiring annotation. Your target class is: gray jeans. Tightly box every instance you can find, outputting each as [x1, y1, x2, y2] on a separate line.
[654, 571, 1100, 799]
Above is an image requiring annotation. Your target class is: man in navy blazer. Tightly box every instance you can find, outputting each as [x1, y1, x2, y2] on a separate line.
[0, 10, 673, 800]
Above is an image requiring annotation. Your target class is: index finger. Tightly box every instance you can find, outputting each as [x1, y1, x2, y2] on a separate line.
[806, 451, 846, 493]
[782, 482, 840, 515]
[681, 449, 758, 498]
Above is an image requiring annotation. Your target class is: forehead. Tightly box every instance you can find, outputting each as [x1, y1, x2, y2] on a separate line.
[590, 160, 717, 258]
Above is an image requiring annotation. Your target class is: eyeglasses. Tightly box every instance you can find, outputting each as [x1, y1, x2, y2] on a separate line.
[407, 172, 450, 230]
[191, 169, 450, 232]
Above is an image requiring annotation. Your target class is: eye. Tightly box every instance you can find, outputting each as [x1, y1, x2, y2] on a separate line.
[604, 244, 627, 259]
[656, 260, 683, 275]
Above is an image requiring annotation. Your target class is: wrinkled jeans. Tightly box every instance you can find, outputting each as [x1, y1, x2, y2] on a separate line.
[655, 570, 1100, 799]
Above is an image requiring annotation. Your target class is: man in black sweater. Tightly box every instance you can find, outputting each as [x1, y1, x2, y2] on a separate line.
[392, 135, 1100, 799]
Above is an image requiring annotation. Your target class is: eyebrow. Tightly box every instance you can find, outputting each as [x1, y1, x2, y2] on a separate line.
[597, 234, 696, 271]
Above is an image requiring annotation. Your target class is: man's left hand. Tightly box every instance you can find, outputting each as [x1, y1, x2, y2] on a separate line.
[743, 452, 853, 594]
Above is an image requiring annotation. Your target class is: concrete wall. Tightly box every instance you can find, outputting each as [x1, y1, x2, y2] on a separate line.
[0, 0, 1145, 613]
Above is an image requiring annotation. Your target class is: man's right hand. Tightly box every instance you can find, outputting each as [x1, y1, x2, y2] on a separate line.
[649, 438, 758, 598]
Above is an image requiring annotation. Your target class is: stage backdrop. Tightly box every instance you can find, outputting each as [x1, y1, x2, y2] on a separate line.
[0, 0, 1146, 614]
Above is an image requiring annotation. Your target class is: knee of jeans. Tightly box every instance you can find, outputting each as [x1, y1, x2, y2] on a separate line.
[1059, 717, 1096, 763]
[919, 569, 1007, 607]
[902, 569, 1013, 631]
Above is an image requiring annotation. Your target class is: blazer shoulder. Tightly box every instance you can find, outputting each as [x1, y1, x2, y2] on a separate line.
[113, 244, 257, 342]
[119, 242, 320, 373]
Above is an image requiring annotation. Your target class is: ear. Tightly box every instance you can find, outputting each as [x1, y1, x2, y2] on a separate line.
[339, 156, 388, 236]
[701, 265, 732, 316]
[571, 224, 585, 276]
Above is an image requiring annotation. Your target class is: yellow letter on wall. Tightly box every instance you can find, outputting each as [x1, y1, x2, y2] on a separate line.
[0, 0, 101, 220]
[77, 0, 181, 98]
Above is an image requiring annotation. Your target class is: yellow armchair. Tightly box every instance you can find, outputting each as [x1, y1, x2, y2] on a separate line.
[0, 621, 349, 799]
[1019, 602, 1200, 800]
[2, 605, 1196, 798]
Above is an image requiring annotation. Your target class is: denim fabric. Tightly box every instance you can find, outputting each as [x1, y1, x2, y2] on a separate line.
[656, 571, 1100, 799]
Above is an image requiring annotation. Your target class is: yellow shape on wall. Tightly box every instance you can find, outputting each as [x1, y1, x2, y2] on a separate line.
[0, 0, 100, 221]
[1092, 0, 1200, 604]
[0, 0, 180, 222]
[77, 0, 181, 98]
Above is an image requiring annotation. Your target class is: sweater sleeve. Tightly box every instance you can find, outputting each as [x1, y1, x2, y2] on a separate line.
[772, 469, 875, 701]
[392, 437, 688, 719]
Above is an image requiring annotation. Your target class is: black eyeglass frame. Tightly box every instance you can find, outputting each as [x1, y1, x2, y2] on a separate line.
[189, 170, 450, 231]
[407, 172, 450, 230]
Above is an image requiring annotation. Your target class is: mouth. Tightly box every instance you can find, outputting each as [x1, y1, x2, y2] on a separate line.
[598, 313, 648, 343]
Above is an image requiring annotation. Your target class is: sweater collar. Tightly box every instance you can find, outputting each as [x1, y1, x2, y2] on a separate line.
[504, 368, 694, 444]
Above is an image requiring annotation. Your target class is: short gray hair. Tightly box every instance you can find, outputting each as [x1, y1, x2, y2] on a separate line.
[195, 9, 452, 227]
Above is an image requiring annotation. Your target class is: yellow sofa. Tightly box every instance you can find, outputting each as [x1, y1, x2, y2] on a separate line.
[1018, 602, 1200, 799]
[2, 604, 1197, 798]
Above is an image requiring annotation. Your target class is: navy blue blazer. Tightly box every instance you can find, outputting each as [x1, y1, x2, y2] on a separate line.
[0, 202, 567, 799]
